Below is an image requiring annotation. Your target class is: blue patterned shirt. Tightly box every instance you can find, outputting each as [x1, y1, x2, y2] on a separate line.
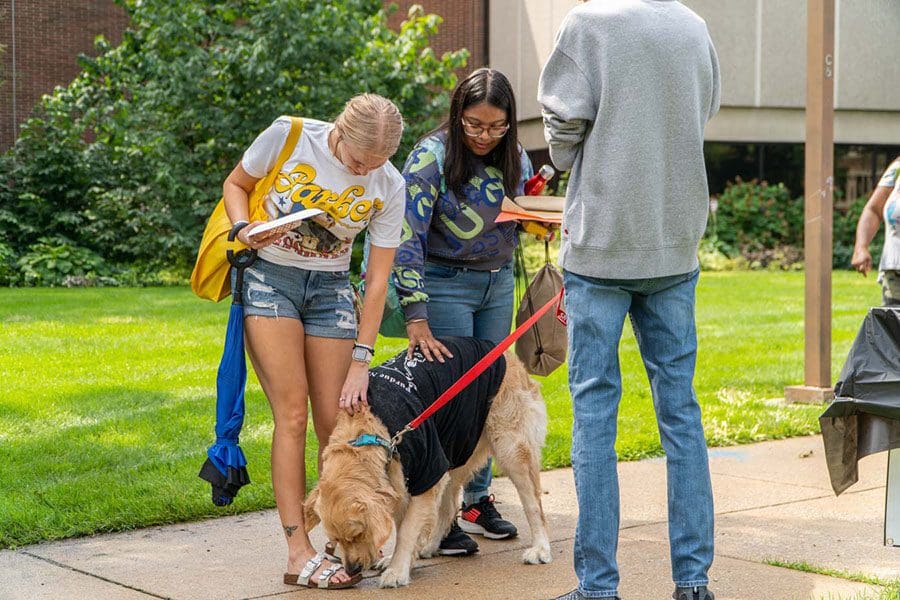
[393, 131, 533, 320]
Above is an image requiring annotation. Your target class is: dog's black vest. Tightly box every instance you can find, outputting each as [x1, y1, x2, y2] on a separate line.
[367, 337, 506, 496]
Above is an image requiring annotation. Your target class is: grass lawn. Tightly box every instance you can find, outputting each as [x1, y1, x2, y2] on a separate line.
[0, 270, 882, 549]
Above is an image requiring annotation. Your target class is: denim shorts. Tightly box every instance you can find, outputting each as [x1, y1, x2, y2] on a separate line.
[232, 258, 357, 339]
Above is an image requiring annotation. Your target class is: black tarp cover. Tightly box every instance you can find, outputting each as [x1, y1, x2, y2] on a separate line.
[820, 307, 900, 494]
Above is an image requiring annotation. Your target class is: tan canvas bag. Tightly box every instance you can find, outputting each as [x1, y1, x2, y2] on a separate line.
[515, 260, 567, 376]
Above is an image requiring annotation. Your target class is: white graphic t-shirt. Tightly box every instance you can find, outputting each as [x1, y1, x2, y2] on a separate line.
[242, 117, 405, 271]
[876, 158, 900, 274]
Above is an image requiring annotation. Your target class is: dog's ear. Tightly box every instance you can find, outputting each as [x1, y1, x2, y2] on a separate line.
[344, 501, 368, 538]
[376, 481, 401, 511]
[366, 499, 395, 550]
[303, 486, 321, 533]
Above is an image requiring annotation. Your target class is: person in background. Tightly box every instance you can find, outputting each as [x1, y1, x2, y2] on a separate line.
[538, 1, 720, 599]
[851, 157, 900, 306]
[392, 67, 534, 556]
[223, 94, 405, 589]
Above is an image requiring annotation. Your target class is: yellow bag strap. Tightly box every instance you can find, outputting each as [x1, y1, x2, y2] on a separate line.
[275, 116, 303, 178]
[249, 116, 303, 216]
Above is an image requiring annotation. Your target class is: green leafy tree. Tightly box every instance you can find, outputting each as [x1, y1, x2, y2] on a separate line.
[0, 1, 466, 283]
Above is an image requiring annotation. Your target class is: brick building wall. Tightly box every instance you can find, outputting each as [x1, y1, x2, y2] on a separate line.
[387, 0, 488, 71]
[0, 1, 484, 151]
[0, 0, 128, 150]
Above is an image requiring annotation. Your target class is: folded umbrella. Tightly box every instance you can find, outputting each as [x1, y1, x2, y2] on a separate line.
[199, 244, 257, 506]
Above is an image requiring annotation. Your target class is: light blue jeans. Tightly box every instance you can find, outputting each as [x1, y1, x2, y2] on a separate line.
[424, 261, 515, 505]
[564, 268, 713, 598]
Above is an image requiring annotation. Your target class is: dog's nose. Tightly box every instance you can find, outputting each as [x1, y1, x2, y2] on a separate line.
[345, 562, 362, 577]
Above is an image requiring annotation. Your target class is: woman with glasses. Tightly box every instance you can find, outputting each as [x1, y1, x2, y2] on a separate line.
[392, 67, 534, 556]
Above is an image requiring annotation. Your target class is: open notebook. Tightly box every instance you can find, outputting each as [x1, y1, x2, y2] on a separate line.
[494, 197, 563, 224]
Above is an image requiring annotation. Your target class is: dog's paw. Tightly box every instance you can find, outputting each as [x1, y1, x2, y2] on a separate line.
[379, 567, 411, 588]
[373, 554, 393, 572]
[418, 543, 441, 559]
[522, 545, 553, 565]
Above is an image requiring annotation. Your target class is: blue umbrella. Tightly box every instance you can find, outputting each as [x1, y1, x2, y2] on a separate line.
[198, 242, 257, 506]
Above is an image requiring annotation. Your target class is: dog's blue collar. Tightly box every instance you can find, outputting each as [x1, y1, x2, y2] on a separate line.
[348, 434, 394, 454]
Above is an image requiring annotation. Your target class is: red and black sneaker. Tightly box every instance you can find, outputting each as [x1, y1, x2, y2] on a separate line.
[459, 494, 518, 540]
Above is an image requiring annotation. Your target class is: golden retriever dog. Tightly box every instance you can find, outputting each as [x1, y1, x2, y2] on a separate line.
[303, 343, 552, 588]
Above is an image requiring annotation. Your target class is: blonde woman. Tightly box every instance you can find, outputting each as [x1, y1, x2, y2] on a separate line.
[223, 94, 405, 589]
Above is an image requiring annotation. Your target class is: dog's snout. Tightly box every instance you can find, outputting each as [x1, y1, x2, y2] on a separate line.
[345, 562, 363, 577]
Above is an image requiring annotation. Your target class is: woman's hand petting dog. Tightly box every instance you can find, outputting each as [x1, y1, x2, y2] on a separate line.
[405, 320, 454, 363]
[339, 361, 370, 414]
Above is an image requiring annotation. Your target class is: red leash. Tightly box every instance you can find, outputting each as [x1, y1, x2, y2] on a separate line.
[389, 288, 565, 450]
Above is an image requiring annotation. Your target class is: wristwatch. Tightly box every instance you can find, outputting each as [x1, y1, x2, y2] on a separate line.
[351, 343, 374, 364]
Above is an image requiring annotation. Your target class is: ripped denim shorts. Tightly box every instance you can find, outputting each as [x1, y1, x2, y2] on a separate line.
[231, 258, 357, 339]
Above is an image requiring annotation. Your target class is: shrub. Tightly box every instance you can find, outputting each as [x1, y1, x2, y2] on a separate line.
[17, 236, 117, 287]
[698, 237, 747, 271]
[742, 244, 804, 271]
[705, 178, 874, 270]
[708, 179, 803, 259]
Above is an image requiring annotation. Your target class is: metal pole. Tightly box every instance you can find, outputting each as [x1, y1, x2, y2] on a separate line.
[785, 0, 835, 403]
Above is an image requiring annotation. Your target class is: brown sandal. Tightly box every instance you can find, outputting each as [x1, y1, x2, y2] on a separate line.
[283, 553, 362, 589]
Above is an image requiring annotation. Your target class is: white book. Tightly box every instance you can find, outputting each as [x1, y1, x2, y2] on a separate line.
[246, 208, 325, 241]
[513, 195, 564, 212]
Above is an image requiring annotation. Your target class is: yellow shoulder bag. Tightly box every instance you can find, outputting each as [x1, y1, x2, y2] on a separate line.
[190, 117, 303, 301]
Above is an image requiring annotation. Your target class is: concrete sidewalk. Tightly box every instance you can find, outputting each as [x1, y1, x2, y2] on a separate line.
[3, 435, 897, 600]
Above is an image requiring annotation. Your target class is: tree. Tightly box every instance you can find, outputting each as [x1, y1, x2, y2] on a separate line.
[0, 0, 466, 284]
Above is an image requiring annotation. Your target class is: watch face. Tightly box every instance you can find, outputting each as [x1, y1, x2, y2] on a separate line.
[352, 346, 372, 362]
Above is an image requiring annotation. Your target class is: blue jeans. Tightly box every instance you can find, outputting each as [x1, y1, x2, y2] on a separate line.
[424, 261, 515, 504]
[564, 268, 713, 597]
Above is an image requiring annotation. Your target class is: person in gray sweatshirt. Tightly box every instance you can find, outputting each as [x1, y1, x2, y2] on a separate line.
[538, 2, 720, 600]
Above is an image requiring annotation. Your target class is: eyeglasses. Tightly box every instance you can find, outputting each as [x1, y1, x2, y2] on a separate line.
[461, 118, 509, 139]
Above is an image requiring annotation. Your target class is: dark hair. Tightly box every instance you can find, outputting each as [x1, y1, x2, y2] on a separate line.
[438, 68, 522, 197]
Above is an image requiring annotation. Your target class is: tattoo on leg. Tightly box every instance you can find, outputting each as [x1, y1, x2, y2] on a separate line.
[283, 525, 299, 537]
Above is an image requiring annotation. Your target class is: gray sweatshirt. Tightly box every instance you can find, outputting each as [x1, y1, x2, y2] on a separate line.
[538, 0, 720, 279]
